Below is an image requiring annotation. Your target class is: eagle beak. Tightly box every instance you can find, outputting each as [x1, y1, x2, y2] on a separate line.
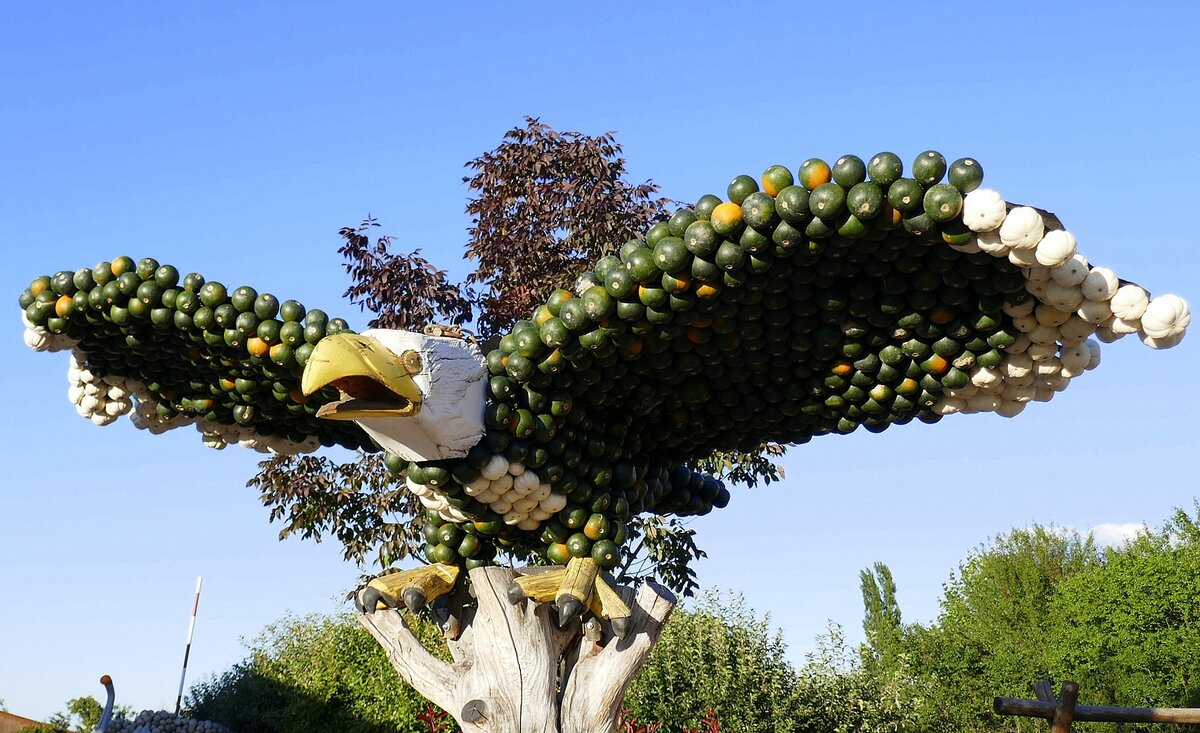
[301, 333, 424, 420]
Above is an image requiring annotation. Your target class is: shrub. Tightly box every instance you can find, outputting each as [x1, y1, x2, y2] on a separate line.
[188, 612, 449, 733]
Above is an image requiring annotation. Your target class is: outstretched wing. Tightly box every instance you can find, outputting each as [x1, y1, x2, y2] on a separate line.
[388, 152, 1190, 568]
[19, 259, 375, 454]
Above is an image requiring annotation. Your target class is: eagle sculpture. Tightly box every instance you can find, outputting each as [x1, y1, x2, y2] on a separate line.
[20, 152, 1191, 631]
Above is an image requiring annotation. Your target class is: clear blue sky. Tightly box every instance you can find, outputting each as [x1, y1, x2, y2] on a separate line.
[3, 1, 1198, 721]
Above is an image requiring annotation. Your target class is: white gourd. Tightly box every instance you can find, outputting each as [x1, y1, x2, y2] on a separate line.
[1003, 352, 1033, 378]
[1050, 254, 1089, 286]
[1044, 281, 1084, 310]
[1025, 266, 1052, 283]
[968, 393, 1001, 412]
[1035, 303, 1072, 327]
[1003, 298, 1036, 317]
[1140, 294, 1191, 340]
[1035, 357, 1062, 376]
[996, 400, 1026, 418]
[1110, 284, 1149, 320]
[1034, 230, 1077, 267]
[1081, 266, 1119, 301]
[490, 473, 514, 492]
[1077, 298, 1112, 324]
[507, 461, 526, 476]
[1005, 333, 1032, 354]
[511, 496, 538, 514]
[1028, 341, 1059, 361]
[1059, 344, 1091, 376]
[1025, 279, 1049, 299]
[962, 188, 1008, 232]
[946, 384, 979, 399]
[1008, 246, 1041, 268]
[1110, 316, 1141, 335]
[1058, 315, 1096, 344]
[513, 470, 540, 495]
[1029, 323, 1060, 346]
[1003, 382, 1036, 402]
[480, 454, 510, 480]
[975, 228, 1009, 255]
[971, 366, 1004, 390]
[464, 476, 491, 495]
[540, 492, 568, 513]
[1012, 313, 1039, 333]
[1141, 331, 1185, 350]
[999, 206, 1044, 250]
[933, 398, 963, 415]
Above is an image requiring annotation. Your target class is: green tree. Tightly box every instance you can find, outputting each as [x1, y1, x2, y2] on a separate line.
[623, 591, 804, 733]
[43, 695, 115, 733]
[188, 612, 450, 733]
[794, 623, 926, 733]
[915, 526, 1100, 729]
[859, 562, 903, 673]
[1047, 506, 1200, 711]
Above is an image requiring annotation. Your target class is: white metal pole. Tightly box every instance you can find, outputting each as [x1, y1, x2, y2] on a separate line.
[174, 576, 203, 715]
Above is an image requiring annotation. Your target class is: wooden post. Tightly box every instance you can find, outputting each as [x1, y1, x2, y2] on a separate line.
[1050, 681, 1079, 733]
[359, 566, 675, 733]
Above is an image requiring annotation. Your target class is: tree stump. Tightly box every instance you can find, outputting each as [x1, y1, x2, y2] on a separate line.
[359, 566, 675, 733]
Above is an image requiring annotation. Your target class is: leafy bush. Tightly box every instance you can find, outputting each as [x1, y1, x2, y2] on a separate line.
[188, 612, 449, 733]
[623, 591, 804, 733]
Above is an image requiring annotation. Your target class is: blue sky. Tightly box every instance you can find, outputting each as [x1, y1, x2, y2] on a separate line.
[2, 1, 1199, 721]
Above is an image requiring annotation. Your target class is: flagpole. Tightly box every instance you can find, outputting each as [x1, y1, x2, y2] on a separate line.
[175, 576, 203, 715]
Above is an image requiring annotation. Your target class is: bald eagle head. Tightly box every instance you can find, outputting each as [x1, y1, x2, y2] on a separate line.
[302, 329, 487, 461]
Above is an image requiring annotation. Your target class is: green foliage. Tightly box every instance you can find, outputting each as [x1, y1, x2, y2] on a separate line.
[188, 612, 450, 733]
[793, 624, 926, 733]
[624, 591, 804, 733]
[854, 506, 1200, 733]
[619, 515, 708, 598]
[249, 452, 423, 567]
[859, 562, 903, 673]
[1047, 506, 1200, 710]
[13, 725, 63, 733]
[901, 525, 1101, 731]
[57, 696, 104, 732]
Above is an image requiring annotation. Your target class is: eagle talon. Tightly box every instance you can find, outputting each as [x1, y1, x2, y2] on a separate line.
[510, 558, 633, 635]
[355, 563, 461, 614]
[402, 587, 427, 612]
[556, 597, 583, 628]
[357, 586, 394, 615]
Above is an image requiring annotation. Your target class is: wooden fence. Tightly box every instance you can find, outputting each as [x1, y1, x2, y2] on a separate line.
[995, 681, 1200, 731]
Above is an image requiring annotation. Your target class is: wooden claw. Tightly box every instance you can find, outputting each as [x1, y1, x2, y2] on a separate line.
[587, 572, 633, 637]
[359, 564, 460, 613]
[402, 587, 427, 612]
[511, 567, 566, 603]
[555, 557, 599, 627]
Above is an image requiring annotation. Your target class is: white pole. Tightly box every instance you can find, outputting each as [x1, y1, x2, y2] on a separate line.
[174, 576, 203, 715]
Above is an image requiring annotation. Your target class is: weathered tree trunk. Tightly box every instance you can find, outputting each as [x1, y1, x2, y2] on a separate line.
[359, 566, 675, 733]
